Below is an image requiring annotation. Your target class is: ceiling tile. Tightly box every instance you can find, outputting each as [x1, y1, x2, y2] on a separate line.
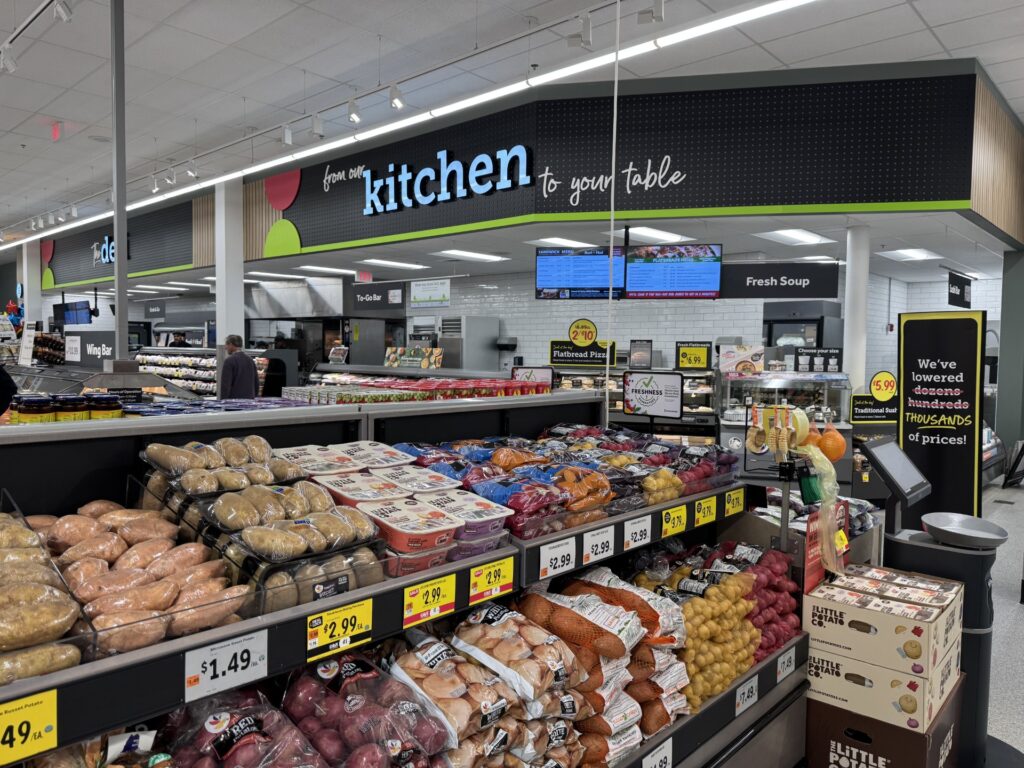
[41, 88, 114, 124]
[131, 77, 225, 114]
[7, 40, 106, 88]
[738, 0, 903, 43]
[948, 33, 1024, 66]
[304, 0, 411, 30]
[762, 5, 924, 64]
[234, 6, 357, 65]
[126, 25, 224, 76]
[0, 106, 34, 134]
[792, 30, 945, 68]
[177, 47, 281, 91]
[34, 2, 149, 59]
[618, 28, 751, 77]
[72, 63, 170, 98]
[0, 75, 65, 112]
[931, 5, 1024, 49]
[912, 0, 1024, 27]
[632, 44, 781, 79]
[164, 0, 297, 45]
[235, 68, 338, 112]
[981, 57, 1024, 82]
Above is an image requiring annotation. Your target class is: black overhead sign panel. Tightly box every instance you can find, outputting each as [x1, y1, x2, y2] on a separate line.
[719, 263, 840, 299]
[948, 271, 972, 308]
[352, 282, 405, 310]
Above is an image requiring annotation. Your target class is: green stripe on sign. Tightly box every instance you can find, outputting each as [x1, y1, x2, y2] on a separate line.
[51, 263, 194, 289]
[269, 200, 972, 257]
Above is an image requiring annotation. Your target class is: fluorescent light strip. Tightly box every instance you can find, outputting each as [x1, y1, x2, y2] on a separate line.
[166, 281, 211, 287]
[134, 284, 184, 291]
[0, 0, 821, 255]
[127, 289, 159, 294]
[534, 237, 598, 248]
[618, 226, 692, 243]
[433, 249, 508, 262]
[297, 266, 358, 274]
[246, 271, 306, 280]
[361, 258, 428, 270]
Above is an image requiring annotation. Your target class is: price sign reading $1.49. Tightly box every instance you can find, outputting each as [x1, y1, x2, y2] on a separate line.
[306, 598, 373, 661]
[0, 689, 57, 764]
[185, 630, 268, 702]
[539, 538, 575, 579]
[404, 574, 456, 628]
[623, 516, 651, 550]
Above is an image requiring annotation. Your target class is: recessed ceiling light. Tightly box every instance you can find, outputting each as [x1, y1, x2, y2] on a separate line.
[167, 281, 210, 287]
[127, 289, 159, 295]
[243, 279, 260, 285]
[246, 271, 306, 280]
[531, 237, 598, 248]
[360, 258, 428, 270]
[612, 226, 693, 244]
[431, 249, 508, 262]
[753, 229, 836, 246]
[135, 284, 183, 291]
[875, 248, 943, 262]
[477, 284, 499, 290]
[202, 276, 216, 281]
[297, 266, 357, 275]
[800, 255, 836, 262]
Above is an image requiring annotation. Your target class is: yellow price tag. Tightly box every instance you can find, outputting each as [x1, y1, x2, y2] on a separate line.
[470, 556, 514, 605]
[307, 599, 373, 661]
[0, 689, 57, 764]
[869, 371, 897, 403]
[404, 573, 457, 628]
[569, 319, 598, 347]
[661, 504, 687, 538]
[835, 530, 850, 555]
[694, 497, 717, 527]
[677, 346, 709, 369]
[725, 488, 745, 517]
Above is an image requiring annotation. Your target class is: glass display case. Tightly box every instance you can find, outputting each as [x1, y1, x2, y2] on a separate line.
[718, 371, 851, 425]
[6, 364, 93, 394]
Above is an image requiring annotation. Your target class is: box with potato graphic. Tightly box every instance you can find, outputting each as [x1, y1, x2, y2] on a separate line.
[806, 638, 960, 731]
[803, 583, 961, 677]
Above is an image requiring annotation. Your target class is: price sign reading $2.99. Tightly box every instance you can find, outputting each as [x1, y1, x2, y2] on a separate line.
[539, 538, 576, 579]
[0, 690, 57, 764]
[470, 557, 514, 605]
[307, 598, 373, 661]
[185, 630, 268, 702]
[582, 526, 614, 564]
[623, 516, 651, 550]
[404, 574, 456, 628]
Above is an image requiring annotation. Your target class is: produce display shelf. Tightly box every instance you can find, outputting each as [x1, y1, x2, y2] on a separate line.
[312, 364, 511, 380]
[0, 546, 520, 756]
[518, 482, 747, 585]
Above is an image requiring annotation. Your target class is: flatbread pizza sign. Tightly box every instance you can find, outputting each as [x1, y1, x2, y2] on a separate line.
[549, 318, 616, 367]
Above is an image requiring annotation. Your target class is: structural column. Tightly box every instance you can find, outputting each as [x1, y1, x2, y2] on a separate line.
[996, 251, 1024, 449]
[215, 179, 245, 395]
[110, 0, 129, 359]
[19, 241, 41, 327]
[843, 225, 870, 394]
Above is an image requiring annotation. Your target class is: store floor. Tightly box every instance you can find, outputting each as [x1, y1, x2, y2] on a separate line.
[980, 484, 1024, 752]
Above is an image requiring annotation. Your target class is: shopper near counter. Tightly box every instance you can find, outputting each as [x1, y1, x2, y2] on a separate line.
[167, 331, 191, 348]
[220, 334, 259, 399]
[0, 365, 16, 414]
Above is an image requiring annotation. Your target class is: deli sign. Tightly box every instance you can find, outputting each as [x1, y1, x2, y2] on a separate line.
[353, 282, 405, 309]
[720, 262, 839, 299]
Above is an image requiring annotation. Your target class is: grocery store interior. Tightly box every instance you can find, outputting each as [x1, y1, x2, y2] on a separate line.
[1, 0, 1023, 767]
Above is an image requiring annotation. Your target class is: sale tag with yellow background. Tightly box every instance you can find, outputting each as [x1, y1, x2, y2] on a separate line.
[725, 488, 745, 517]
[569, 318, 598, 346]
[0, 690, 57, 764]
[675, 341, 712, 370]
[307, 599, 373, 661]
[694, 496, 717, 527]
[470, 557, 514, 605]
[870, 371, 897, 402]
[662, 504, 687, 538]
[404, 573, 457, 628]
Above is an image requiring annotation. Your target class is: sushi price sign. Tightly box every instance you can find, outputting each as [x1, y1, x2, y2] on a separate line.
[470, 556, 515, 605]
[404, 574, 457, 628]
[0, 689, 57, 763]
[306, 598, 374, 661]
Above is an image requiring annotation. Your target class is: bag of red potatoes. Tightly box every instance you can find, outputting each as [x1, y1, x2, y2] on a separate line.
[281, 654, 449, 768]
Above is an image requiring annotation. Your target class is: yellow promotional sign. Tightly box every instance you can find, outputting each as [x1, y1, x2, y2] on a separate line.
[404, 573, 457, 628]
[694, 496, 717, 527]
[661, 504, 687, 538]
[0, 689, 57, 764]
[725, 488, 745, 517]
[869, 371, 897, 402]
[306, 599, 373, 661]
[469, 557, 515, 605]
[569, 318, 598, 347]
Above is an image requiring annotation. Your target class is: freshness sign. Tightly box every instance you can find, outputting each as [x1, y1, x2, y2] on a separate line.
[185, 630, 268, 702]
[404, 574, 456, 628]
[623, 371, 683, 418]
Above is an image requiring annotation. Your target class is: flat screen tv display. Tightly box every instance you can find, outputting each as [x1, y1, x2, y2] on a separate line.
[535, 247, 625, 299]
[58, 300, 93, 325]
[625, 244, 722, 299]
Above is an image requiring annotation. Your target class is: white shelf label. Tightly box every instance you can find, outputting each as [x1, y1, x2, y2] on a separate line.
[776, 647, 796, 683]
[539, 538, 576, 579]
[582, 526, 614, 564]
[184, 630, 268, 702]
[734, 675, 759, 717]
[623, 516, 651, 550]
[642, 737, 672, 768]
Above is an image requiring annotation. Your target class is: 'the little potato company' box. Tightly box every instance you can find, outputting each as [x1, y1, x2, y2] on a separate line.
[806, 637, 960, 732]
[804, 583, 958, 677]
[807, 674, 963, 768]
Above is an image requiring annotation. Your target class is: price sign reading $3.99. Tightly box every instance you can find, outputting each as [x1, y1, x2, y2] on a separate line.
[306, 598, 373, 661]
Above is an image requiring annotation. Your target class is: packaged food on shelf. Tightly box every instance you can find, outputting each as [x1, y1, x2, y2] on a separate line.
[274, 445, 367, 475]
[327, 441, 416, 468]
[314, 473, 411, 506]
[383, 543, 455, 577]
[447, 531, 509, 561]
[357, 499, 463, 553]
[576, 692, 642, 737]
[369, 466, 463, 494]
[577, 725, 642, 767]
[392, 443, 464, 467]
[414, 490, 512, 540]
[517, 587, 645, 661]
[523, 689, 594, 721]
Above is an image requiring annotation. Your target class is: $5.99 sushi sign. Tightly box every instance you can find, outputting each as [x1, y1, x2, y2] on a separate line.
[623, 371, 683, 419]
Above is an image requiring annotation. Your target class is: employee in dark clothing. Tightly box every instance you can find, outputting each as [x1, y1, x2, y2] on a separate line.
[168, 331, 191, 348]
[0, 365, 17, 415]
[220, 335, 259, 399]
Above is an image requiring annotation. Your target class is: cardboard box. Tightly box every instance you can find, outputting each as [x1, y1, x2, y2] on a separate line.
[804, 583, 959, 677]
[807, 674, 963, 768]
[806, 637, 960, 732]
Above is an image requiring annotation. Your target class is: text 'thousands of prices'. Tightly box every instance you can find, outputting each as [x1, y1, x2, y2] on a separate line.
[725, 488, 745, 517]
[694, 496, 717, 527]
[307, 598, 373, 661]
[185, 630, 268, 702]
[662, 504, 687, 538]
[539, 538, 576, 579]
[404, 574, 456, 628]
[470, 556, 515, 605]
[735, 675, 759, 716]
[642, 736, 672, 768]
[0, 689, 57, 764]
[582, 526, 614, 564]
[777, 647, 796, 683]
[623, 516, 651, 550]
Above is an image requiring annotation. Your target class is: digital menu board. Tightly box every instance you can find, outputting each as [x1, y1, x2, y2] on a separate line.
[625, 244, 722, 299]
[535, 247, 625, 299]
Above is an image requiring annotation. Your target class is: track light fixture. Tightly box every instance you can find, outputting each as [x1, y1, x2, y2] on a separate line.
[57, 208, 66, 223]
[36, 216, 44, 230]
[389, 84, 404, 110]
[29, 220, 36, 232]
[567, 14, 592, 48]
[48, 212, 54, 226]
[347, 99, 361, 124]
[53, 1, 72, 22]
[186, 160, 198, 178]
[1, 47, 17, 74]
[70, 204, 77, 218]
[164, 167, 176, 185]
[311, 113, 325, 138]
[638, 0, 664, 23]
[282, 125, 293, 146]
[151, 175, 159, 194]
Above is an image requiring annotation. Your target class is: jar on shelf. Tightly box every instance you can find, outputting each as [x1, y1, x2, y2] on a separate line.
[17, 396, 55, 424]
[54, 394, 89, 422]
[87, 393, 123, 420]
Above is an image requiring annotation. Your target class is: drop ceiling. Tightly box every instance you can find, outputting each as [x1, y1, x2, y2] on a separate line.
[4, 0, 1024, 243]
